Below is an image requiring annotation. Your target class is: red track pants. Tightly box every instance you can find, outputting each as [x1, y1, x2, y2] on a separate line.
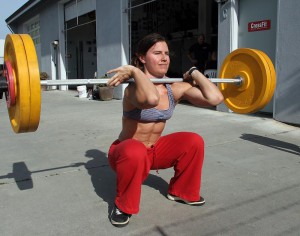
[108, 132, 205, 214]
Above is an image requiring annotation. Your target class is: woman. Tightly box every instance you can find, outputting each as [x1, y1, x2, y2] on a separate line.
[106, 33, 223, 227]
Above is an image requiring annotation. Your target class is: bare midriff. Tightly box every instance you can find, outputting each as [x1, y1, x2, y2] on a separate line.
[118, 117, 166, 147]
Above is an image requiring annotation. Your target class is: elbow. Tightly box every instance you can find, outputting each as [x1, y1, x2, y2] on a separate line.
[138, 93, 160, 109]
[206, 92, 224, 106]
[211, 93, 224, 106]
[146, 94, 160, 107]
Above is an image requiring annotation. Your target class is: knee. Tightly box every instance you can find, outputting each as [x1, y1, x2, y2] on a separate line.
[187, 133, 205, 163]
[187, 132, 204, 148]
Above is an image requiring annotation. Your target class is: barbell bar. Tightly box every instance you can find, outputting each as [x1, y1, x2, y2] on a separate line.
[1, 34, 276, 134]
[40, 77, 243, 86]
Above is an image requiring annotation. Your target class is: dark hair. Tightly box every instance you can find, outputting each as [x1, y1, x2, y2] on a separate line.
[131, 33, 168, 71]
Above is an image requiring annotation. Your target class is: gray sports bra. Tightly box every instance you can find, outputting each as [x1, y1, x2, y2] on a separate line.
[123, 84, 176, 122]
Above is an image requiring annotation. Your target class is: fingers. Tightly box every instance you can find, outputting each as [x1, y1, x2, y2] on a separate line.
[106, 68, 118, 75]
[106, 73, 121, 87]
[183, 71, 191, 81]
[106, 66, 131, 87]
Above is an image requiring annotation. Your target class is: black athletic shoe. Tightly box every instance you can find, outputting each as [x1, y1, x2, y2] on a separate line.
[110, 205, 132, 227]
[167, 193, 205, 206]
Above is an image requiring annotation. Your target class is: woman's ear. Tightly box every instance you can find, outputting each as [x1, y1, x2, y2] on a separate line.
[138, 55, 146, 64]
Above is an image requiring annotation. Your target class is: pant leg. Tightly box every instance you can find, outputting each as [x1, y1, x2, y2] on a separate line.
[153, 132, 205, 201]
[108, 139, 152, 214]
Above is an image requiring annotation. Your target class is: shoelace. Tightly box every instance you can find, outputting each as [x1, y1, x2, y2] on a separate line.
[115, 207, 123, 215]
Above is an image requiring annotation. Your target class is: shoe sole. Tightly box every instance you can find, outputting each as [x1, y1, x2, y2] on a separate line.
[110, 216, 130, 227]
[110, 218, 130, 227]
[167, 194, 205, 206]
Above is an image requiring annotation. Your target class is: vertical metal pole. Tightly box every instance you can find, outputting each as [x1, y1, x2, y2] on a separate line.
[65, 21, 68, 81]
[76, 0, 78, 26]
[128, 0, 132, 60]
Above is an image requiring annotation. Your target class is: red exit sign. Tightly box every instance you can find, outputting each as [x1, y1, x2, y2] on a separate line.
[248, 20, 271, 32]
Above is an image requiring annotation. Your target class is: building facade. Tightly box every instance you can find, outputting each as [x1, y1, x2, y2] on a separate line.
[5, 0, 300, 125]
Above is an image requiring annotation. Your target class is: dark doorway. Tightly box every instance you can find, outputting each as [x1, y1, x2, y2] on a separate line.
[129, 0, 218, 77]
[65, 11, 97, 88]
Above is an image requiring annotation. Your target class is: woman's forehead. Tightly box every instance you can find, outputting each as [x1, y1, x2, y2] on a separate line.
[149, 41, 169, 51]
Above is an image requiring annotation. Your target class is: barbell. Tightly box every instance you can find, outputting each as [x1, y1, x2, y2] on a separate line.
[0, 34, 276, 134]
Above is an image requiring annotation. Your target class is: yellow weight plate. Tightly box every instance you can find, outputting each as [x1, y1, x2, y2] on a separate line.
[219, 48, 273, 114]
[4, 34, 31, 133]
[254, 49, 276, 109]
[245, 48, 273, 112]
[19, 34, 41, 132]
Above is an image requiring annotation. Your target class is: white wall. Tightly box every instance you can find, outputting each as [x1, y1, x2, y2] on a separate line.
[96, 0, 129, 99]
[274, 0, 300, 125]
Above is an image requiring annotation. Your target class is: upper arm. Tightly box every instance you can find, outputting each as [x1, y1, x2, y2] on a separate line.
[172, 82, 221, 107]
[182, 86, 213, 107]
[123, 83, 159, 110]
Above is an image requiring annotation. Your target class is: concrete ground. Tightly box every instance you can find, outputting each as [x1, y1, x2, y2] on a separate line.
[0, 90, 299, 236]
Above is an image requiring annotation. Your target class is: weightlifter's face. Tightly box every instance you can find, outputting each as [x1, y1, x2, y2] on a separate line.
[139, 41, 170, 78]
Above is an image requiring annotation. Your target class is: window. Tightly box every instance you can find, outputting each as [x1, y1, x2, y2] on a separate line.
[25, 18, 40, 45]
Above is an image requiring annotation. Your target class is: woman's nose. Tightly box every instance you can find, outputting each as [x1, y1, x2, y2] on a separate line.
[161, 54, 168, 61]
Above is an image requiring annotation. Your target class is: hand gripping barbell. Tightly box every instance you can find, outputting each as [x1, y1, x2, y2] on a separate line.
[0, 34, 276, 134]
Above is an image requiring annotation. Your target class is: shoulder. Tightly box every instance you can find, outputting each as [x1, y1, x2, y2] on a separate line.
[123, 84, 137, 110]
[170, 82, 192, 102]
[124, 82, 136, 93]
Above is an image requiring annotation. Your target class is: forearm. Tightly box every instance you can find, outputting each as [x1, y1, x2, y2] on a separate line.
[107, 65, 160, 108]
[131, 67, 160, 108]
[189, 68, 224, 105]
